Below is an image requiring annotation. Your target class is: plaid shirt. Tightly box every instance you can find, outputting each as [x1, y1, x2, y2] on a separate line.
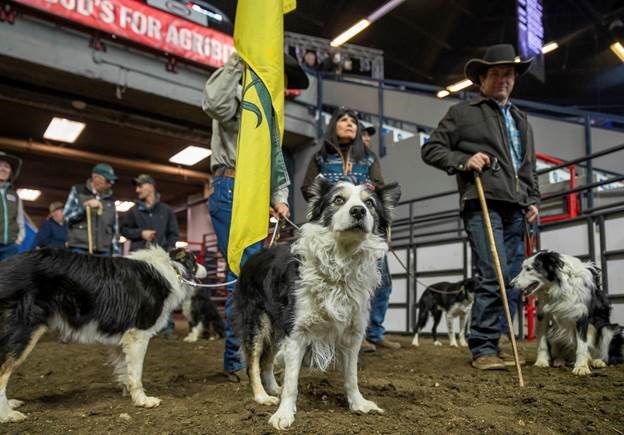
[499, 102, 523, 173]
[64, 184, 120, 255]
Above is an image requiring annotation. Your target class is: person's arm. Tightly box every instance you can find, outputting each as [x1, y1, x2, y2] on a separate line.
[421, 107, 473, 175]
[63, 186, 86, 226]
[165, 207, 179, 251]
[300, 156, 321, 202]
[202, 52, 242, 123]
[120, 209, 142, 242]
[15, 197, 25, 244]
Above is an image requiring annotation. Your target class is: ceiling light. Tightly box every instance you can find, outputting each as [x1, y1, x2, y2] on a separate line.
[169, 146, 212, 166]
[436, 89, 450, 98]
[175, 241, 189, 248]
[611, 42, 624, 63]
[17, 188, 41, 201]
[43, 118, 86, 143]
[514, 56, 521, 63]
[541, 42, 559, 54]
[446, 79, 473, 93]
[330, 19, 370, 47]
[115, 200, 135, 212]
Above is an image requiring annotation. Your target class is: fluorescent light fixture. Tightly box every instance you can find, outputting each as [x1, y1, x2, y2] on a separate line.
[169, 146, 212, 166]
[190, 4, 223, 21]
[17, 188, 41, 201]
[115, 200, 135, 212]
[330, 19, 370, 47]
[514, 56, 521, 63]
[175, 241, 189, 248]
[611, 42, 624, 62]
[446, 79, 473, 93]
[43, 117, 85, 143]
[436, 89, 450, 98]
[367, 0, 405, 22]
[541, 41, 559, 54]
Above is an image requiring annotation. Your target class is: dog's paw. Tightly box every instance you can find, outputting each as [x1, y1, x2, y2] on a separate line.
[265, 385, 282, 396]
[269, 407, 295, 430]
[350, 399, 384, 415]
[8, 399, 24, 409]
[449, 341, 458, 348]
[254, 394, 280, 406]
[459, 340, 468, 347]
[433, 340, 442, 346]
[591, 359, 607, 369]
[183, 335, 198, 343]
[133, 395, 162, 408]
[534, 358, 550, 368]
[411, 338, 419, 347]
[572, 365, 591, 376]
[0, 409, 27, 423]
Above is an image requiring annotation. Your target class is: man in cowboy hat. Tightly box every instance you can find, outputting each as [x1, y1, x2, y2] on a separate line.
[421, 44, 540, 370]
[0, 151, 25, 260]
[202, 51, 310, 381]
[63, 163, 120, 256]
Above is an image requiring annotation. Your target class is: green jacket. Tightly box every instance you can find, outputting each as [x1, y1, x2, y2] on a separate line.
[422, 95, 540, 210]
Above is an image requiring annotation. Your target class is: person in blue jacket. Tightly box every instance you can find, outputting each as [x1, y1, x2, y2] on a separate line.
[31, 201, 68, 249]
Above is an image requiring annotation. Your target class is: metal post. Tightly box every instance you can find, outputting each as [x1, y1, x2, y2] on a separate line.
[584, 114, 594, 210]
[316, 71, 324, 140]
[378, 80, 386, 157]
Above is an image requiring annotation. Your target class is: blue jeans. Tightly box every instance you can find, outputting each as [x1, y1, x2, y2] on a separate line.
[366, 256, 392, 343]
[462, 201, 525, 359]
[209, 176, 263, 373]
[0, 243, 18, 261]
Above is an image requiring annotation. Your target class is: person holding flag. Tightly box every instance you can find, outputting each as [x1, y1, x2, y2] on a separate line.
[202, 0, 308, 381]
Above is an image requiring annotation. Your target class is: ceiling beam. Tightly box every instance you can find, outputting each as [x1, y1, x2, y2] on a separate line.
[0, 137, 211, 185]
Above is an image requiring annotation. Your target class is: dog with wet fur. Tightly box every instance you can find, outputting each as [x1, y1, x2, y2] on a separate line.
[234, 178, 400, 430]
[0, 246, 206, 422]
[511, 250, 624, 375]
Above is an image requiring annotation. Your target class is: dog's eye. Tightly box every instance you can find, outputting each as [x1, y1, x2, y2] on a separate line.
[365, 199, 374, 208]
[333, 196, 345, 205]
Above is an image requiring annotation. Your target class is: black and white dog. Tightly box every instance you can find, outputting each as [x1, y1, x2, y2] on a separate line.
[182, 288, 225, 342]
[0, 247, 206, 422]
[511, 250, 624, 375]
[234, 178, 400, 431]
[411, 277, 478, 347]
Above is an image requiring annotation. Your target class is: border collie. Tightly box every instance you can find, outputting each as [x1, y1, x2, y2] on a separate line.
[0, 247, 206, 422]
[234, 178, 400, 430]
[411, 277, 478, 347]
[511, 250, 624, 375]
[182, 288, 225, 342]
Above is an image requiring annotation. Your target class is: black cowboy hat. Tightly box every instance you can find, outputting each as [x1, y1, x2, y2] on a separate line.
[464, 44, 534, 85]
[284, 53, 310, 90]
[0, 151, 22, 181]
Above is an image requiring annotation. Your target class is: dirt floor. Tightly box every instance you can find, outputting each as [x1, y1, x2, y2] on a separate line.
[7, 329, 624, 435]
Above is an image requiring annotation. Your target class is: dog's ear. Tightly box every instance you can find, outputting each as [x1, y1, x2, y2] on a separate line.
[306, 175, 334, 222]
[535, 250, 564, 283]
[377, 182, 401, 214]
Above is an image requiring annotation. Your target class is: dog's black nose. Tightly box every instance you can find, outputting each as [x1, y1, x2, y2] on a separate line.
[350, 205, 366, 220]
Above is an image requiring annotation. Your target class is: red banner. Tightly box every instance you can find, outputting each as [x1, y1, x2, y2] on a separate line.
[13, 0, 234, 68]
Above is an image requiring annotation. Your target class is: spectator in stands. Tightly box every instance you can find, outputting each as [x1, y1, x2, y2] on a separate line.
[301, 107, 400, 351]
[121, 174, 178, 252]
[0, 151, 24, 260]
[31, 201, 67, 249]
[64, 163, 120, 256]
[202, 51, 309, 381]
[361, 125, 376, 148]
[302, 49, 319, 71]
[421, 44, 539, 370]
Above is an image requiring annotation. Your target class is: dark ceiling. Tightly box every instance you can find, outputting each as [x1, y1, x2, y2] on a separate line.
[209, 0, 624, 116]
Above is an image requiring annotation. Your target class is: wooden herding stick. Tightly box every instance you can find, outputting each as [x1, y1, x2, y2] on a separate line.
[86, 205, 94, 255]
[474, 173, 525, 387]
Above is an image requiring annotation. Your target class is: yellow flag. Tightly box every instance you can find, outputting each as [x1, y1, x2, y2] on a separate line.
[228, 0, 293, 275]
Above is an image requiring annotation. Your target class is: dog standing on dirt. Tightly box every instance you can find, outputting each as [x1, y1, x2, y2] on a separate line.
[411, 277, 478, 347]
[182, 287, 225, 342]
[234, 178, 400, 430]
[0, 247, 206, 422]
[511, 250, 624, 375]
